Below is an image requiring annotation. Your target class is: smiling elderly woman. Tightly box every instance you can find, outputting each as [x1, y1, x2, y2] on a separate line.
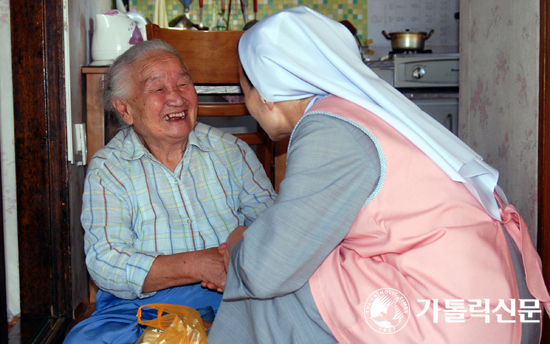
[63, 39, 275, 344]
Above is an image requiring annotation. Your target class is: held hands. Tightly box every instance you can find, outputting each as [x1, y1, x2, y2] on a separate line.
[143, 247, 227, 294]
[195, 247, 227, 291]
[201, 225, 247, 292]
[200, 243, 225, 291]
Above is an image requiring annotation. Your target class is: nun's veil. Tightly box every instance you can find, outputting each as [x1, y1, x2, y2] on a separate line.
[238, 6, 502, 219]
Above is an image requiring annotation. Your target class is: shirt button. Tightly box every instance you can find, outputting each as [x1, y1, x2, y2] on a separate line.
[187, 219, 192, 224]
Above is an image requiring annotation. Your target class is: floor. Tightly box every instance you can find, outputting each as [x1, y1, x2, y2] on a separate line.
[8, 317, 71, 344]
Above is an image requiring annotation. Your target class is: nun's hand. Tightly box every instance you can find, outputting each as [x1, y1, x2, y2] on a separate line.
[223, 226, 247, 272]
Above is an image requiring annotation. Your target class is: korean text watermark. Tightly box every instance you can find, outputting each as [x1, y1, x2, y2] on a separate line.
[364, 288, 541, 334]
[416, 298, 540, 324]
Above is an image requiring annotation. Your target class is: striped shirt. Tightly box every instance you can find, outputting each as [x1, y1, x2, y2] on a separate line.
[82, 123, 276, 299]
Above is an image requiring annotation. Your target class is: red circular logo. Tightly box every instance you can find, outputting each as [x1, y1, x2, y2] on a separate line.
[364, 288, 410, 334]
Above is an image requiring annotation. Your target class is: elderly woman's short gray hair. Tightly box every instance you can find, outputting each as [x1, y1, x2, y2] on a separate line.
[102, 39, 188, 130]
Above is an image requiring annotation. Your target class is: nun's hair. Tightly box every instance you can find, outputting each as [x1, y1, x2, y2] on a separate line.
[241, 64, 254, 89]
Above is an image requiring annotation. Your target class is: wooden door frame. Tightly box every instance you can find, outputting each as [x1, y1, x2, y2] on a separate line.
[0, 155, 8, 344]
[539, 0, 550, 342]
[10, 0, 72, 318]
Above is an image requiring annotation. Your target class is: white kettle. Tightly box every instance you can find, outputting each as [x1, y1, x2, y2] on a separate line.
[91, 6, 148, 66]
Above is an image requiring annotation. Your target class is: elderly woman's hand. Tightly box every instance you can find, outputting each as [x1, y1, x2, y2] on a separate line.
[143, 247, 226, 293]
[194, 247, 227, 291]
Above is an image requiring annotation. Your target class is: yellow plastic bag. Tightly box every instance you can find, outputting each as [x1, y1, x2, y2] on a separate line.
[135, 303, 208, 344]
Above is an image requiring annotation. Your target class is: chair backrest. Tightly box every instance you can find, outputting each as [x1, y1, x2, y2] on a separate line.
[147, 24, 242, 85]
[146, 24, 274, 182]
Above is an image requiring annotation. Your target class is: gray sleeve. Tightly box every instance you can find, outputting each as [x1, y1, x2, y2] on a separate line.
[223, 114, 381, 300]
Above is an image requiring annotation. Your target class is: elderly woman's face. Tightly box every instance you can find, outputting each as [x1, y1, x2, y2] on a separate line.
[115, 51, 198, 148]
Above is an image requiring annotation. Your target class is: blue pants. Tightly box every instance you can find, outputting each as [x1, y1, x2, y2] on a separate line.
[64, 284, 222, 344]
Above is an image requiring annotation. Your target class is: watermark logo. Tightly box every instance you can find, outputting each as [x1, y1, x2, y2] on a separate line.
[364, 288, 411, 334]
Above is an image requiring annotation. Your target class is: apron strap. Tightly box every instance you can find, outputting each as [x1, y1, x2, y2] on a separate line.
[494, 192, 550, 313]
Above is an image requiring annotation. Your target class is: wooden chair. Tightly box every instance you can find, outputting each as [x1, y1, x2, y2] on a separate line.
[146, 24, 274, 181]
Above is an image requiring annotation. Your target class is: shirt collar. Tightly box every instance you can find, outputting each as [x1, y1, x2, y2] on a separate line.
[119, 125, 210, 161]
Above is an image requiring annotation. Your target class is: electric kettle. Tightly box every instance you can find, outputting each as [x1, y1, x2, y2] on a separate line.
[91, 9, 148, 66]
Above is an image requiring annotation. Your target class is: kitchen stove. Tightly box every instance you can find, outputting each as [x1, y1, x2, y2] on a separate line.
[366, 53, 459, 88]
[388, 49, 433, 55]
[365, 52, 460, 135]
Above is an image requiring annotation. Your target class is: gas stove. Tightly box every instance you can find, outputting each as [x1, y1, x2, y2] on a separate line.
[365, 53, 459, 89]
[365, 52, 460, 135]
[388, 49, 433, 55]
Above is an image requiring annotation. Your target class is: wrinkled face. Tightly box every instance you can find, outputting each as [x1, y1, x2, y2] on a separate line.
[114, 51, 198, 148]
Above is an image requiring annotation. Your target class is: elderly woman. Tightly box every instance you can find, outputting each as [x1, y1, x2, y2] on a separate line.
[208, 7, 550, 344]
[63, 39, 275, 343]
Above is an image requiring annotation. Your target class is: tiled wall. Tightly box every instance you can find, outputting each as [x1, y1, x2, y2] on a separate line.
[366, 0, 459, 58]
[130, 0, 369, 43]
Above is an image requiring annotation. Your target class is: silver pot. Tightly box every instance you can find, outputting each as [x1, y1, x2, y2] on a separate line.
[382, 29, 434, 51]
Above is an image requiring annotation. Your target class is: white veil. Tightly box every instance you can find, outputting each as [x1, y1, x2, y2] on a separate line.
[239, 6, 502, 220]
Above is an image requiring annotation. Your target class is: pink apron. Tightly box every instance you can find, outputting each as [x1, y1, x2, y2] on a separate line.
[306, 96, 550, 343]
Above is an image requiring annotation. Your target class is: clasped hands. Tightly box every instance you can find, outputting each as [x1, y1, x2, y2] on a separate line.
[201, 225, 246, 292]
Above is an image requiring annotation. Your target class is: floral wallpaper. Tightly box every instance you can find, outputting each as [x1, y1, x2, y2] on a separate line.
[0, 0, 7, 25]
[459, 0, 539, 242]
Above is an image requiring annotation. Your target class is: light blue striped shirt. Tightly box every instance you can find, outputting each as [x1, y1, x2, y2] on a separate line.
[82, 123, 276, 299]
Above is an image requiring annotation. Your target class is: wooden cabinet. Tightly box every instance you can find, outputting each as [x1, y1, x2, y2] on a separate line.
[82, 67, 110, 164]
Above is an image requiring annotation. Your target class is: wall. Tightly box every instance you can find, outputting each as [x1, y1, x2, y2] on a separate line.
[131, 0, 368, 40]
[367, 0, 460, 59]
[460, 0, 540, 242]
[0, 0, 19, 318]
[130, 0, 460, 59]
